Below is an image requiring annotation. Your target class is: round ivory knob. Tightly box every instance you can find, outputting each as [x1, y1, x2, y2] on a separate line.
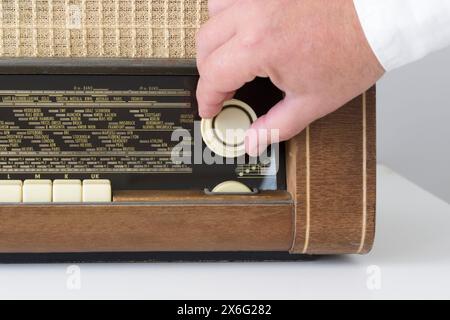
[212, 181, 253, 194]
[201, 99, 257, 158]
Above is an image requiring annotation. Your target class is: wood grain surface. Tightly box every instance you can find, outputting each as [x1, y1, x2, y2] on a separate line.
[0, 192, 294, 253]
[288, 88, 376, 255]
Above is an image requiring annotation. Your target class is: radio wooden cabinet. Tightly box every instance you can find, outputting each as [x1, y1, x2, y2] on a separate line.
[0, 1, 375, 261]
[0, 59, 376, 260]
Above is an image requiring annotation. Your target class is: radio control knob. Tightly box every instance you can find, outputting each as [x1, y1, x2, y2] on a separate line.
[201, 99, 257, 158]
[212, 181, 253, 194]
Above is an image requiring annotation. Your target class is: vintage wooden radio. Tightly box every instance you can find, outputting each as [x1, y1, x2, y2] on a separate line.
[0, 1, 375, 261]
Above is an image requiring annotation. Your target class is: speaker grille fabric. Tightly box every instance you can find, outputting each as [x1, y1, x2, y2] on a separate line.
[0, 0, 208, 58]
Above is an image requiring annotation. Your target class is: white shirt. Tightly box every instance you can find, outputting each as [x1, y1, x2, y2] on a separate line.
[354, 0, 450, 71]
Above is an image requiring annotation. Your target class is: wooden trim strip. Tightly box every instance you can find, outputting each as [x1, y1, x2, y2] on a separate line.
[357, 92, 368, 253]
[302, 126, 311, 254]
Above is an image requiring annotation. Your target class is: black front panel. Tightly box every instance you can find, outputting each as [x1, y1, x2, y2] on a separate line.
[0, 74, 286, 191]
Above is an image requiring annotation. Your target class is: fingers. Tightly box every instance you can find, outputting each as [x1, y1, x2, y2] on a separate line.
[196, 78, 235, 118]
[196, 7, 237, 63]
[245, 96, 320, 156]
[208, 0, 239, 16]
[196, 37, 262, 118]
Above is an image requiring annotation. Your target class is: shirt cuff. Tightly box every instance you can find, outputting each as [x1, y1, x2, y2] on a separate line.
[353, 0, 450, 71]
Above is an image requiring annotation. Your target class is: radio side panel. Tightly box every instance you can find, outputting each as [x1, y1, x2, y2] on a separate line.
[288, 87, 376, 255]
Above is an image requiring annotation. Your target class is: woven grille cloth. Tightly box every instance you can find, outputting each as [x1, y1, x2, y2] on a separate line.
[0, 0, 208, 58]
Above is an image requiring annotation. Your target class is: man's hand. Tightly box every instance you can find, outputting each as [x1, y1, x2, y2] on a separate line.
[196, 0, 384, 156]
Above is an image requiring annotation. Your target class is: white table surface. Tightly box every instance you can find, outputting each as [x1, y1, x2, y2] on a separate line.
[0, 165, 449, 300]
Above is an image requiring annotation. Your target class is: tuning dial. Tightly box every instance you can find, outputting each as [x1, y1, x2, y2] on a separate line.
[201, 99, 257, 158]
[212, 181, 253, 194]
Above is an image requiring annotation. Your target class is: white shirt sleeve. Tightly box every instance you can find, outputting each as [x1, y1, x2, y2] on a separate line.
[353, 0, 450, 71]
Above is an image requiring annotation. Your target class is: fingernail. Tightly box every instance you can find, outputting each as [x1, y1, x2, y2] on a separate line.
[199, 112, 214, 119]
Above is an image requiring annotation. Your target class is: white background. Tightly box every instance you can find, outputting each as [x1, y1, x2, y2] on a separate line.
[379, 47, 450, 203]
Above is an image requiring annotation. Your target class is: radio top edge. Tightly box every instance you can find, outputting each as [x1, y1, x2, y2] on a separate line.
[0, 58, 199, 76]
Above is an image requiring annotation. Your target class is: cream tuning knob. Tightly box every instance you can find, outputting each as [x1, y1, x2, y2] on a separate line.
[212, 181, 253, 194]
[201, 99, 257, 158]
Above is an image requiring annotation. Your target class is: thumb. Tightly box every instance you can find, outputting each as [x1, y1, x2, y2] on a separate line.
[245, 96, 319, 157]
[196, 77, 235, 118]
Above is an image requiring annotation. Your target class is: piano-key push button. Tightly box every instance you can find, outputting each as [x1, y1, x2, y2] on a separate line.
[53, 180, 82, 203]
[23, 180, 52, 203]
[82, 180, 112, 203]
[0, 180, 23, 203]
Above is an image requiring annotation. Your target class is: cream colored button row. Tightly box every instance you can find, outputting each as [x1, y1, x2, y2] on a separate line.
[0, 180, 111, 203]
